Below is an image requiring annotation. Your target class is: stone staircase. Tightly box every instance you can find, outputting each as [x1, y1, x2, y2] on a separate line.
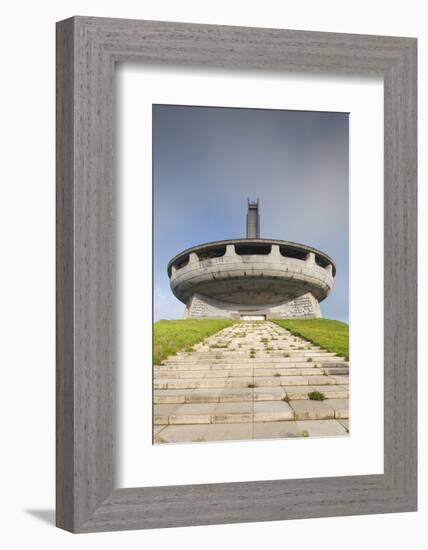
[154, 321, 349, 444]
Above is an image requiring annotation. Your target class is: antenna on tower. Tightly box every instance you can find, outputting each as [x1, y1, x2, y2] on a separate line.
[246, 198, 260, 238]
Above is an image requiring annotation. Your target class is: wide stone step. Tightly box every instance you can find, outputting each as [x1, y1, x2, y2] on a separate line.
[154, 374, 348, 390]
[175, 346, 332, 352]
[154, 402, 294, 425]
[290, 399, 349, 420]
[172, 351, 339, 359]
[154, 398, 349, 425]
[283, 385, 349, 400]
[154, 385, 348, 404]
[204, 344, 323, 349]
[156, 367, 315, 378]
[162, 356, 346, 366]
[155, 362, 348, 372]
[155, 365, 348, 375]
[154, 419, 349, 443]
[155, 367, 348, 379]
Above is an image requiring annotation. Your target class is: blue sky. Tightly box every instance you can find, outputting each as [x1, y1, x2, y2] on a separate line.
[153, 105, 349, 323]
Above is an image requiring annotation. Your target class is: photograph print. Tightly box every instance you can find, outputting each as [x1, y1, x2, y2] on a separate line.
[153, 104, 349, 445]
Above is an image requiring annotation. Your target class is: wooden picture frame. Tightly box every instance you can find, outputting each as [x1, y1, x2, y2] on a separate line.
[56, 16, 417, 533]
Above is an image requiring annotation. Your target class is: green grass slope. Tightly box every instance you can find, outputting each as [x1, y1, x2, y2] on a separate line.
[153, 319, 234, 365]
[273, 318, 349, 360]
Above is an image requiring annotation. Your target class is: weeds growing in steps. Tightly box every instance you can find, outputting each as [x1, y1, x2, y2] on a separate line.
[308, 390, 326, 401]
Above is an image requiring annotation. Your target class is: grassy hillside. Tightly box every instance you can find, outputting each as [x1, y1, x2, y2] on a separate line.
[153, 319, 234, 365]
[273, 318, 349, 360]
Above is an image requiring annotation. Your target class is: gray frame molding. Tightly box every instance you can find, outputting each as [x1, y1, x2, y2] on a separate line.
[56, 16, 417, 533]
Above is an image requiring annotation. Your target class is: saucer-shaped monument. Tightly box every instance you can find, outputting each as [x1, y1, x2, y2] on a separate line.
[167, 200, 336, 320]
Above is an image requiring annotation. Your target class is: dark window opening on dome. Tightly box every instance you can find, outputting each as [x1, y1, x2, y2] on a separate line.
[235, 244, 271, 255]
[174, 255, 189, 270]
[197, 246, 227, 261]
[315, 254, 329, 269]
[280, 246, 308, 261]
[315, 255, 336, 276]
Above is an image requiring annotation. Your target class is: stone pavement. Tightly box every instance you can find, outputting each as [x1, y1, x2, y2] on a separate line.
[154, 321, 349, 444]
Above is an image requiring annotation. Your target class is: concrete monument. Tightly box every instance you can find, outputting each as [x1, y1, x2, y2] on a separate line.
[167, 200, 336, 320]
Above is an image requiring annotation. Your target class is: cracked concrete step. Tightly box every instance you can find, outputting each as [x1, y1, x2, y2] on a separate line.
[154, 419, 349, 444]
[202, 341, 323, 345]
[283, 385, 349, 400]
[160, 357, 348, 365]
[155, 363, 348, 372]
[154, 385, 348, 404]
[154, 367, 347, 379]
[154, 374, 348, 390]
[154, 401, 295, 425]
[180, 352, 337, 358]
[289, 399, 349, 420]
[154, 399, 349, 425]
[161, 357, 347, 366]
[165, 349, 340, 358]
[155, 366, 349, 376]
[157, 365, 345, 374]
[200, 348, 327, 354]
[154, 388, 256, 404]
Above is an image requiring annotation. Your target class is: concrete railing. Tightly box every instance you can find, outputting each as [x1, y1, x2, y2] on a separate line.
[170, 244, 334, 279]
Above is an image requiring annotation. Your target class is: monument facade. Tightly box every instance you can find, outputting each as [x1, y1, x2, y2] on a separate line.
[167, 200, 336, 320]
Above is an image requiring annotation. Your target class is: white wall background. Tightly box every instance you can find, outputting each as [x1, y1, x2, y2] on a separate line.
[0, 1, 425, 548]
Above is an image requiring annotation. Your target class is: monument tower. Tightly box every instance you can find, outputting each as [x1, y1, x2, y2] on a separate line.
[167, 200, 336, 320]
[246, 199, 260, 239]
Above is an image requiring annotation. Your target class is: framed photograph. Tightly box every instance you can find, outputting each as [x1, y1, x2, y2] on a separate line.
[151, 104, 350, 447]
[56, 16, 417, 532]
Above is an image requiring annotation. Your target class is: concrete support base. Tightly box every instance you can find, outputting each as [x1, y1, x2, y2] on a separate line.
[184, 292, 321, 320]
